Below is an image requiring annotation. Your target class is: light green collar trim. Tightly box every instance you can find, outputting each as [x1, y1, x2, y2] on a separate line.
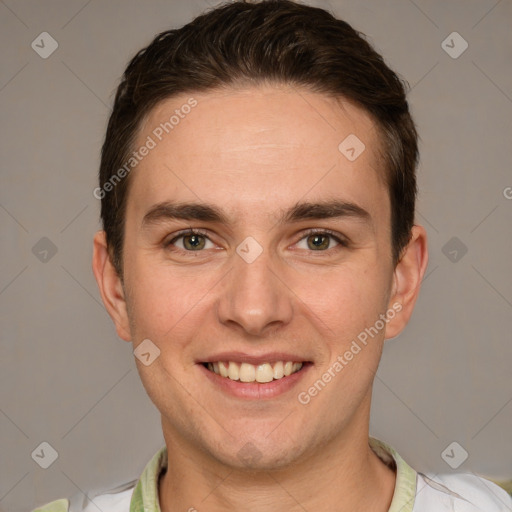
[369, 437, 418, 512]
[131, 438, 417, 512]
[130, 446, 167, 512]
[32, 498, 70, 512]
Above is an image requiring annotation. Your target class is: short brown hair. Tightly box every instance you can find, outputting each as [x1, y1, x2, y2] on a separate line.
[99, 0, 418, 276]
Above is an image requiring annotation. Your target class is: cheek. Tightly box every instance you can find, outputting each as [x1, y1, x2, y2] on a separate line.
[124, 252, 218, 346]
[296, 263, 390, 337]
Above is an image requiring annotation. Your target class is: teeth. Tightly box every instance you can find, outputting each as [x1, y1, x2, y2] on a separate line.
[256, 363, 274, 383]
[218, 361, 229, 377]
[283, 361, 294, 376]
[273, 361, 284, 379]
[228, 361, 240, 381]
[239, 362, 256, 382]
[206, 360, 303, 383]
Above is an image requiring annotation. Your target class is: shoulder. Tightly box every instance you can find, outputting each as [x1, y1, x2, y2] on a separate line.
[30, 445, 166, 512]
[414, 472, 512, 511]
[31, 480, 136, 512]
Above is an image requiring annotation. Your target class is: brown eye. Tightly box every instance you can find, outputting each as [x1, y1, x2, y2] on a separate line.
[295, 230, 348, 252]
[166, 229, 213, 252]
[307, 233, 331, 250]
[181, 233, 206, 250]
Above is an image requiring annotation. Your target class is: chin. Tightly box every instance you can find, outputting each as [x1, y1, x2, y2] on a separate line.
[209, 434, 307, 472]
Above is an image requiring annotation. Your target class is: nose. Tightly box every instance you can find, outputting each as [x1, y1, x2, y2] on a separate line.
[216, 246, 294, 337]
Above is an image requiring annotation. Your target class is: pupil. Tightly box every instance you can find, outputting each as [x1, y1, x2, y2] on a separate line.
[187, 234, 203, 249]
[310, 234, 328, 249]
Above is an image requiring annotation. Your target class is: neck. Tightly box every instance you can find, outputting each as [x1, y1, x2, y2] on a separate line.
[158, 424, 396, 512]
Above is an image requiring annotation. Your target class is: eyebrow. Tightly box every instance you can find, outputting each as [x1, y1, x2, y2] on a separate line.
[141, 199, 372, 230]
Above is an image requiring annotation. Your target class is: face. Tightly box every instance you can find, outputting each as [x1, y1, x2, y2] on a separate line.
[94, 85, 426, 471]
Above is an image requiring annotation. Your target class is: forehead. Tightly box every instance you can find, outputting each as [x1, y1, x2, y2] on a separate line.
[127, 85, 388, 226]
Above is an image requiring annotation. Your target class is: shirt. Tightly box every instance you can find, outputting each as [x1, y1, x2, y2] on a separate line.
[32, 437, 512, 512]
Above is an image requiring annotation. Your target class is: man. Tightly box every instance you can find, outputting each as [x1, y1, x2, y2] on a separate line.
[34, 1, 512, 511]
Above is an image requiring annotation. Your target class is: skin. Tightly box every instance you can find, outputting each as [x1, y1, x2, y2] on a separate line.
[93, 84, 428, 512]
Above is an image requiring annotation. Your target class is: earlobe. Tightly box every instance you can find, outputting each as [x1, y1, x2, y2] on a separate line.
[385, 225, 429, 340]
[92, 231, 132, 342]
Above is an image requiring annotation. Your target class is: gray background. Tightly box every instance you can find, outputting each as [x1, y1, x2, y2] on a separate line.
[1, 0, 511, 511]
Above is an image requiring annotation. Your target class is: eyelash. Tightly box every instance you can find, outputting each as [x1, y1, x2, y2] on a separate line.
[164, 228, 349, 254]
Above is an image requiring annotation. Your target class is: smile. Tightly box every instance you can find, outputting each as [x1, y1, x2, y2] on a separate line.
[203, 361, 303, 383]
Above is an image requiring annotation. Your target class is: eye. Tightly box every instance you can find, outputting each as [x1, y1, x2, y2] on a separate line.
[165, 229, 215, 252]
[295, 229, 348, 252]
[164, 228, 348, 254]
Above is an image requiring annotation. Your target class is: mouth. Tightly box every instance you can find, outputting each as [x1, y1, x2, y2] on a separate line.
[198, 352, 313, 399]
[201, 360, 306, 383]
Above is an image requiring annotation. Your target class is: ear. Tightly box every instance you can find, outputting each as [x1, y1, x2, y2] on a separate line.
[92, 230, 132, 342]
[385, 225, 428, 340]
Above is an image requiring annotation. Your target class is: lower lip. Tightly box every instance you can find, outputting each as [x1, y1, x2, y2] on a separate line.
[198, 363, 312, 400]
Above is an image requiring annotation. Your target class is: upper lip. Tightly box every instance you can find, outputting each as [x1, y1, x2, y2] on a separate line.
[199, 352, 311, 365]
